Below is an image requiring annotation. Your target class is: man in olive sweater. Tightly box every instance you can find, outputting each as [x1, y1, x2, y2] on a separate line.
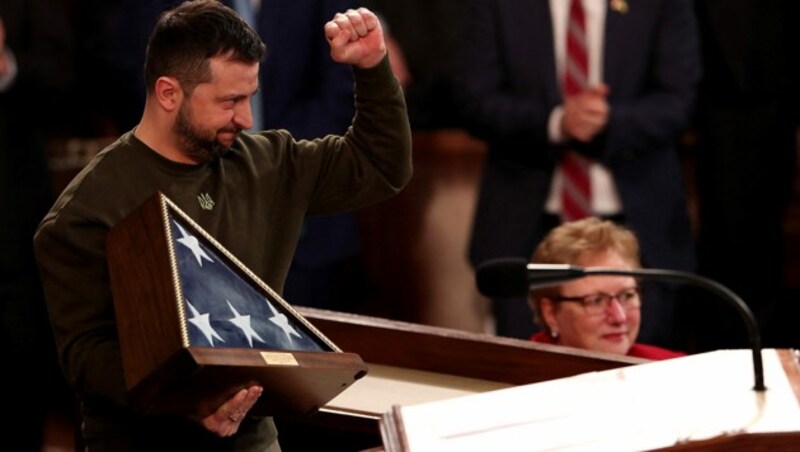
[33, 1, 411, 450]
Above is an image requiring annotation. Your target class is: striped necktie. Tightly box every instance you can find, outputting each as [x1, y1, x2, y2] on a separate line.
[560, 0, 592, 222]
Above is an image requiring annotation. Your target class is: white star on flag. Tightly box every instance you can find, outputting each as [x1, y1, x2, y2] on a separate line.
[174, 220, 214, 267]
[266, 298, 302, 343]
[226, 299, 265, 347]
[186, 300, 225, 346]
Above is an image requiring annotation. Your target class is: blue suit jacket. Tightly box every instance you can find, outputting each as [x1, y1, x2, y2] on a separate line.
[246, 0, 356, 140]
[458, 0, 699, 274]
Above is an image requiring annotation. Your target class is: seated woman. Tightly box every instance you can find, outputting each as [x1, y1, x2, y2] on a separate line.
[528, 217, 684, 360]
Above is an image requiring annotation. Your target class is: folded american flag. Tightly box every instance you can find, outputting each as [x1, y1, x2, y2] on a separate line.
[170, 216, 324, 352]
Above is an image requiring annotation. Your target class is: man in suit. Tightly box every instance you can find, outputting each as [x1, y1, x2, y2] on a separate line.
[456, 0, 700, 347]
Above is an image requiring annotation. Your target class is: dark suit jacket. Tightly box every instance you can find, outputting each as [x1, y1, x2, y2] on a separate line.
[245, 0, 356, 140]
[458, 0, 699, 275]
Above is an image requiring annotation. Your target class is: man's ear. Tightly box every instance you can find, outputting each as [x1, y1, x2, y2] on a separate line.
[154, 76, 182, 112]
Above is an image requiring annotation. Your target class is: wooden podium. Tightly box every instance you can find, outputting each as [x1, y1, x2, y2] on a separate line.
[273, 307, 644, 450]
[105, 192, 368, 418]
[271, 309, 800, 451]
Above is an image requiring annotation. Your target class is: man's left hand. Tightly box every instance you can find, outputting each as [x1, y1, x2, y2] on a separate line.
[200, 385, 263, 437]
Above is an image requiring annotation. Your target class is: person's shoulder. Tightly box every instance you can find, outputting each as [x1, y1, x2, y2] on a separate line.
[235, 129, 299, 157]
[237, 129, 291, 145]
[42, 133, 138, 221]
[530, 331, 556, 344]
[628, 343, 686, 361]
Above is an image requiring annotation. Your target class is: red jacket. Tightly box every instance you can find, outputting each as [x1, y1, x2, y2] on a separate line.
[530, 332, 686, 361]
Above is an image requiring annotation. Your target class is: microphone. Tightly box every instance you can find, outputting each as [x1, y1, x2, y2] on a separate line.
[476, 257, 585, 297]
[475, 257, 766, 391]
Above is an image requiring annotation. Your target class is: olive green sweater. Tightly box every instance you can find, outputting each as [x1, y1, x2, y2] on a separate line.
[33, 56, 411, 451]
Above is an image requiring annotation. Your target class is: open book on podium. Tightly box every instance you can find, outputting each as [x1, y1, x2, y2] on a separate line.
[105, 192, 367, 418]
[380, 348, 800, 451]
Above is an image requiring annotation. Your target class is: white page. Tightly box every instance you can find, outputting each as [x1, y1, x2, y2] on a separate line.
[390, 349, 800, 451]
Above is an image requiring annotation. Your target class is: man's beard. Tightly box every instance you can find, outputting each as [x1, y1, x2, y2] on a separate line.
[173, 103, 237, 164]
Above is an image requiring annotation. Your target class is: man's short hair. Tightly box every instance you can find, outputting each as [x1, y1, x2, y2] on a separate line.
[144, 0, 267, 95]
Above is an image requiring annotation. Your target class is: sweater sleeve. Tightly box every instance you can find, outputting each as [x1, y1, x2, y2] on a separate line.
[304, 54, 413, 215]
[34, 210, 129, 407]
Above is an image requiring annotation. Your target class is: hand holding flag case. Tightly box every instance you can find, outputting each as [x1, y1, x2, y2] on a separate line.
[106, 192, 367, 418]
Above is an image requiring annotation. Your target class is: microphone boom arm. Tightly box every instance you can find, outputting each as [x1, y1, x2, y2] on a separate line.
[476, 257, 766, 390]
[567, 267, 765, 391]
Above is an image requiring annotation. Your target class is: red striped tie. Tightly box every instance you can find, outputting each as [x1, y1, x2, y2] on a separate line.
[561, 0, 592, 222]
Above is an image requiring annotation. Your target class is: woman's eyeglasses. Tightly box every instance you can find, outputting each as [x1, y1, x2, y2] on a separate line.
[552, 287, 640, 316]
